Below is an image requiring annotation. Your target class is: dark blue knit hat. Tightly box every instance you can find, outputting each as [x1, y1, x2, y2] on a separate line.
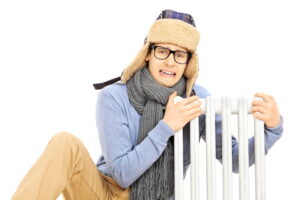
[156, 9, 196, 27]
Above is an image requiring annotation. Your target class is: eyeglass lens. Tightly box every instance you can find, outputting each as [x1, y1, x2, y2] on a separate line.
[154, 46, 189, 64]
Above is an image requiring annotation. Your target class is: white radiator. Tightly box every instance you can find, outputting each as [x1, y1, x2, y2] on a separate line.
[174, 96, 265, 200]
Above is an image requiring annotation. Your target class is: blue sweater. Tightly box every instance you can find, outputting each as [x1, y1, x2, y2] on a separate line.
[95, 83, 283, 188]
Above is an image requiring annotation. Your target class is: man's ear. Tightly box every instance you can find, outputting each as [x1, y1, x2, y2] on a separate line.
[145, 52, 150, 61]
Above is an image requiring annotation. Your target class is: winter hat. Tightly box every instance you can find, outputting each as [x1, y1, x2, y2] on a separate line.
[94, 9, 200, 96]
[121, 9, 200, 97]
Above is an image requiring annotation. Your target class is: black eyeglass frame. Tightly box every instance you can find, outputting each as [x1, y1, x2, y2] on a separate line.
[149, 44, 192, 64]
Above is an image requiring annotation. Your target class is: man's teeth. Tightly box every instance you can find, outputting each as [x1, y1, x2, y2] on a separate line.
[160, 70, 176, 76]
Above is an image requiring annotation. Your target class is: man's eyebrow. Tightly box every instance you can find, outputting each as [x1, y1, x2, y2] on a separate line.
[159, 46, 188, 53]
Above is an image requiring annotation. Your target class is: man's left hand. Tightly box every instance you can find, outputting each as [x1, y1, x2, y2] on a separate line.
[252, 92, 281, 128]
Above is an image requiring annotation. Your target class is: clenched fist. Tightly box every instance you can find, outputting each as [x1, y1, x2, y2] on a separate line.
[252, 92, 281, 128]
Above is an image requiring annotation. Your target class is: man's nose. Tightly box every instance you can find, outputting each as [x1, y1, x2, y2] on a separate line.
[166, 52, 176, 66]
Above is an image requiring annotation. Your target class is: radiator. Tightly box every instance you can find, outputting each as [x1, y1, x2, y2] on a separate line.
[174, 96, 265, 200]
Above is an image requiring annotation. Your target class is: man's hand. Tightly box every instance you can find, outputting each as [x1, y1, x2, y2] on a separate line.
[163, 92, 202, 132]
[252, 92, 281, 128]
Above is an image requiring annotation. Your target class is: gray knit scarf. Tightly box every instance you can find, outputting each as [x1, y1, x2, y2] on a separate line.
[126, 67, 186, 200]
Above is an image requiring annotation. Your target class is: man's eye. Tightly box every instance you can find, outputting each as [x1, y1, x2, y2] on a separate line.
[158, 50, 167, 54]
[176, 53, 186, 58]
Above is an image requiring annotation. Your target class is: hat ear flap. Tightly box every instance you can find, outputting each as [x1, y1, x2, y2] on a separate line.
[121, 42, 151, 83]
[184, 52, 199, 97]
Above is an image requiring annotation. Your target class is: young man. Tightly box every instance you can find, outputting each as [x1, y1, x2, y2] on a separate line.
[12, 9, 283, 200]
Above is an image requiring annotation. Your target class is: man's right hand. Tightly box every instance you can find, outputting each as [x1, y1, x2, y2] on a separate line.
[163, 92, 202, 132]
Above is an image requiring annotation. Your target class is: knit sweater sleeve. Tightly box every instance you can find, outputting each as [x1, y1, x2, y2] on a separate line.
[96, 87, 175, 188]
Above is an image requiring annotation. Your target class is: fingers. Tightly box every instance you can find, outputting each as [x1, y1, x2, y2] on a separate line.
[254, 92, 274, 103]
[168, 92, 200, 107]
[171, 94, 202, 121]
[187, 110, 203, 122]
[252, 92, 281, 128]
[164, 94, 202, 131]
[252, 92, 274, 113]
[186, 106, 202, 117]
[252, 92, 276, 112]
[168, 93, 202, 115]
[184, 99, 201, 111]
[167, 91, 177, 105]
[182, 99, 202, 122]
[252, 111, 267, 122]
[252, 105, 267, 114]
[252, 99, 267, 107]
[170, 91, 177, 100]
[173, 96, 201, 113]
[178, 95, 200, 106]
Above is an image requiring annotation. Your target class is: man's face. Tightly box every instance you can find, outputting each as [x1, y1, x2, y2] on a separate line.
[146, 43, 188, 87]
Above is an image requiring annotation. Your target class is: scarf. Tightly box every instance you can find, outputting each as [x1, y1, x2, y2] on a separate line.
[126, 67, 187, 200]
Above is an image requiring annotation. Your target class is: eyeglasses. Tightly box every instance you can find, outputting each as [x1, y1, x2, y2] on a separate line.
[149, 45, 191, 64]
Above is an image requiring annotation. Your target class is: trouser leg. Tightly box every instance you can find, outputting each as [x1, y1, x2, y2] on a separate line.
[12, 132, 129, 200]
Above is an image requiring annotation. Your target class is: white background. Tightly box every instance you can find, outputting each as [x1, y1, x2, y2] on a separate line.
[1, 0, 299, 199]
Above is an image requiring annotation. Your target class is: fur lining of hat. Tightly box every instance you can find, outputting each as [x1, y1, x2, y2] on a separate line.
[121, 42, 150, 84]
[121, 19, 200, 97]
[147, 19, 199, 52]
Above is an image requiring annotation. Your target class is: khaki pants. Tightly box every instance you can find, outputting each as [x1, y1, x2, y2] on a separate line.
[12, 132, 129, 200]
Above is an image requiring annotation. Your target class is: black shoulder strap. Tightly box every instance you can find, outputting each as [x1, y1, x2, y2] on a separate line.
[191, 89, 196, 96]
[93, 76, 121, 90]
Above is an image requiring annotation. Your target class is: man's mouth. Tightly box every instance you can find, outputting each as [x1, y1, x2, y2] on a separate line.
[159, 70, 176, 77]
